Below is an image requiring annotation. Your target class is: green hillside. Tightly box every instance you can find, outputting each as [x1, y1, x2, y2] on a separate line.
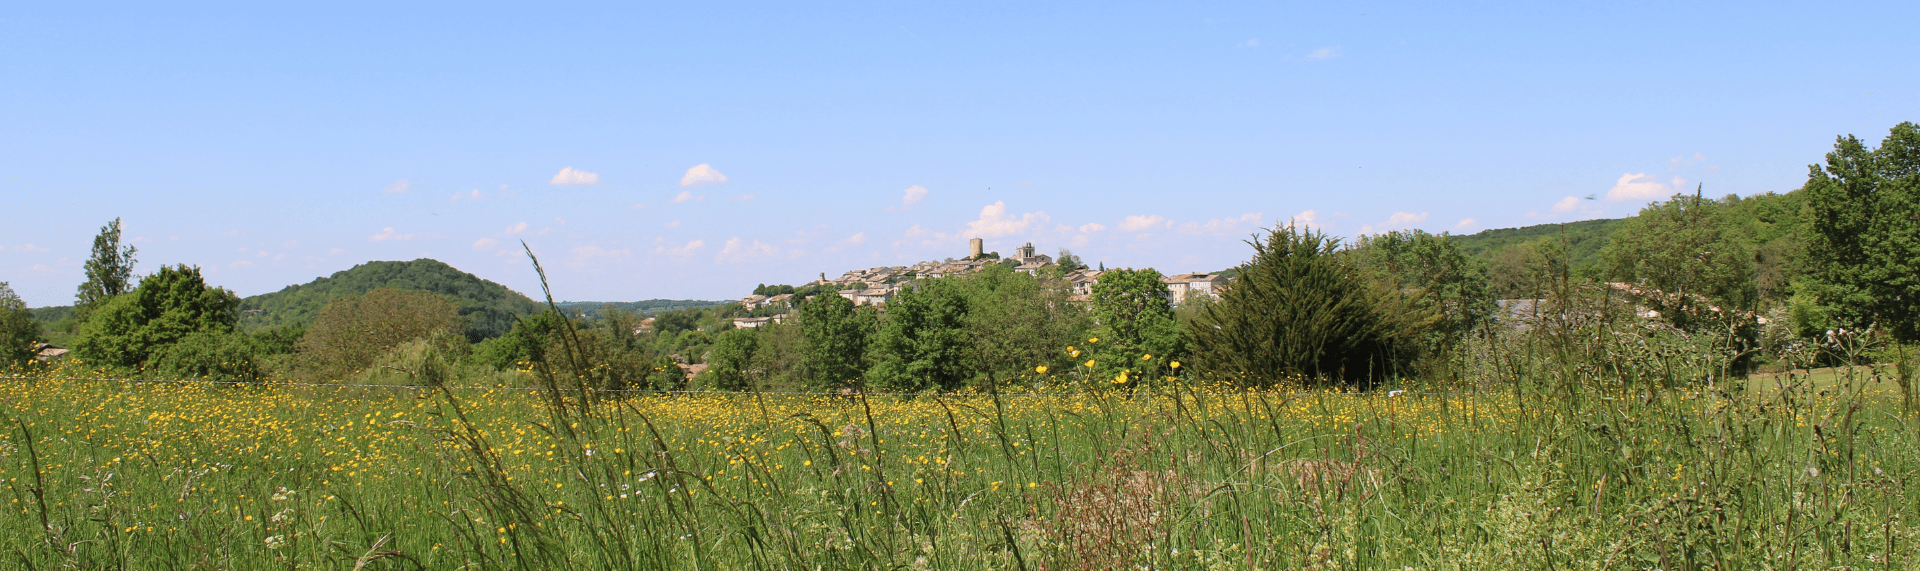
[237, 259, 543, 340]
[552, 300, 726, 320]
[1446, 217, 1630, 272]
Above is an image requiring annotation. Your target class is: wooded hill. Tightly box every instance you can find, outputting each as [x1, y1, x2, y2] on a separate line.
[236, 259, 543, 340]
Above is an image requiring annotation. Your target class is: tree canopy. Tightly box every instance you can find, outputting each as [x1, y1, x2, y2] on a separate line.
[71, 265, 240, 370]
[1802, 121, 1920, 340]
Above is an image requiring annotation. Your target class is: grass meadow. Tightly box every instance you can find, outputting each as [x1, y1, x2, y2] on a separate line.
[3, 357, 1918, 570]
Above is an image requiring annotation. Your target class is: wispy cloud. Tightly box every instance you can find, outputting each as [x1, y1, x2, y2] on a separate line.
[656, 239, 705, 257]
[887, 185, 930, 212]
[1118, 215, 1170, 233]
[1079, 223, 1106, 233]
[10, 244, 49, 253]
[671, 191, 702, 204]
[550, 167, 600, 186]
[382, 179, 411, 194]
[1454, 218, 1477, 231]
[1306, 47, 1339, 60]
[1293, 210, 1327, 230]
[369, 227, 415, 242]
[665, 220, 682, 228]
[715, 237, 786, 263]
[1359, 211, 1429, 234]
[327, 248, 345, 256]
[1239, 39, 1261, 48]
[473, 238, 499, 250]
[505, 222, 529, 235]
[230, 260, 253, 268]
[1178, 213, 1263, 236]
[680, 164, 728, 187]
[730, 194, 757, 202]
[826, 232, 868, 253]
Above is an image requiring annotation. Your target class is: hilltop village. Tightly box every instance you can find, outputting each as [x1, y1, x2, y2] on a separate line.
[726, 237, 1229, 330]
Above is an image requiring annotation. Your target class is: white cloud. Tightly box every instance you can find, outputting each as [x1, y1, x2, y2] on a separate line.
[656, 239, 705, 257]
[1079, 223, 1107, 233]
[12, 244, 49, 253]
[1306, 47, 1339, 60]
[966, 201, 1050, 239]
[505, 222, 529, 234]
[1454, 218, 1477, 231]
[1551, 196, 1581, 214]
[665, 220, 682, 228]
[715, 237, 784, 263]
[282, 240, 299, 249]
[473, 238, 499, 250]
[25, 264, 57, 275]
[1239, 39, 1261, 47]
[680, 164, 728, 187]
[549, 167, 600, 186]
[888, 185, 929, 212]
[1606, 173, 1670, 201]
[369, 227, 415, 242]
[1118, 215, 1169, 233]
[231, 260, 253, 268]
[1178, 212, 1263, 236]
[1293, 210, 1327, 230]
[382, 179, 410, 194]
[255, 251, 268, 258]
[671, 191, 702, 204]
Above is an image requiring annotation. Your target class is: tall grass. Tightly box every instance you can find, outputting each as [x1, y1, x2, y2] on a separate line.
[1, 253, 1914, 569]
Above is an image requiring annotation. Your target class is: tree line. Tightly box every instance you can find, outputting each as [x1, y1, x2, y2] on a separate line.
[4, 121, 1915, 390]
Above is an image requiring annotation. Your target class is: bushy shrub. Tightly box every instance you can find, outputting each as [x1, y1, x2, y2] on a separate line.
[356, 329, 471, 387]
[1190, 224, 1434, 386]
[149, 331, 267, 382]
[71, 265, 241, 371]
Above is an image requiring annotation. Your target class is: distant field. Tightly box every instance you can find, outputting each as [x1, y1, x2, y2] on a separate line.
[3, 360, 1915, 569]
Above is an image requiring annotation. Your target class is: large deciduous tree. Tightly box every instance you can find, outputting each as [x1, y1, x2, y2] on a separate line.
[1087, 267, 1186, 381]
[1802, 122, 1920, 341]
[76, 217, 138, 309]
[71, 265, 240, 370]
[1602, 189, 1758, 329]
[797, 293, 874, 390]
[866, 281, 971, 392]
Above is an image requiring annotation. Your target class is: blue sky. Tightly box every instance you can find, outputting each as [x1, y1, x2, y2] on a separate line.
[3, 1, 1916, 307]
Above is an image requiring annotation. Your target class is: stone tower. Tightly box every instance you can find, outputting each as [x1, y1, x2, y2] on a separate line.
[969, 238, 984, 259]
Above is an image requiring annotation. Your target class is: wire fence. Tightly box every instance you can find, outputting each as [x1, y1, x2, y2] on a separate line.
[6, 374, 1890, 400]
[0, 374, 1501, 399]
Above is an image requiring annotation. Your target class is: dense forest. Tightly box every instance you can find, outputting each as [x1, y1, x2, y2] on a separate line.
[235, 259, 544, 341]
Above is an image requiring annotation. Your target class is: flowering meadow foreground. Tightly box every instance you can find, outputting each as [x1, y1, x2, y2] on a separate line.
[3, 362, 1918, 570]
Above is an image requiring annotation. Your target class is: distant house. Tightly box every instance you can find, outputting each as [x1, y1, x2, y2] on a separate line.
[1014, 262, 1048, 275]
[740, 294, 770, 309]
[764, 293, 794, 309]
[1162, 273, 1229, 306]
[1064, 269, 1104, 297]
[852, 287, 895, 306]
[633, 317, 656, 334]
[30, 343, 67, 362]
